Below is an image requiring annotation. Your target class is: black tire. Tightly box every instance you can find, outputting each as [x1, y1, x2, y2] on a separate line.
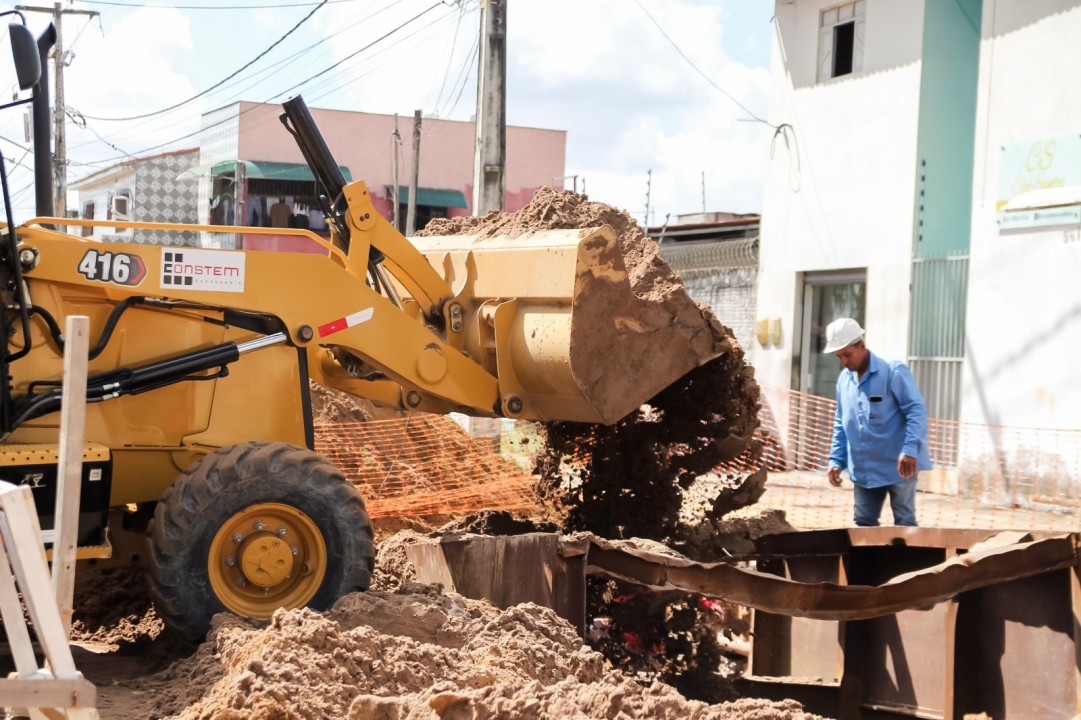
[146, 441, 373, 641]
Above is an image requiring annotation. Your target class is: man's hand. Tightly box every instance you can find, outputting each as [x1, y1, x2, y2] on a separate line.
[897, 454, 918, 479]
[827, 466, 843, 487]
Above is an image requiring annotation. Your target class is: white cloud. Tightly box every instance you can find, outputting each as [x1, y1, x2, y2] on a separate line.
[508, 0, 771, 219]
[0, 0, 772, 222]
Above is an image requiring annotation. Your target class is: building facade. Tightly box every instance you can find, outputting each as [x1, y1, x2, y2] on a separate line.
[70, 148, 201, 245]
[758, 0, 1081, 486]
[183, 102, 566, 251]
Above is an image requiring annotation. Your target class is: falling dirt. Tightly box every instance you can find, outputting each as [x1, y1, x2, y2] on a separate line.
[423, 188, 762, 546]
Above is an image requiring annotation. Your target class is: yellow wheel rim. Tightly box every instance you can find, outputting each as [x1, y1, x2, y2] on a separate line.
[208, 502, 327, 619]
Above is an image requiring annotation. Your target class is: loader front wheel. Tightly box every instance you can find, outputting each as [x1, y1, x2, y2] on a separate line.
[146, 441, 374, 641]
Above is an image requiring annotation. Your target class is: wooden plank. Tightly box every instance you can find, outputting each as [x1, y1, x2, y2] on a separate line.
[0, 517, 40, 676]
[52, 315, 89, 638]
[0, 487, 80, 679]
[0, 677, 97, 707]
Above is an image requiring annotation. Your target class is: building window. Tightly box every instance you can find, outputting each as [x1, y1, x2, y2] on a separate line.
[81, 201, 94, 238]
[819, 1, 865, 81]
[110, 191, 132, 221]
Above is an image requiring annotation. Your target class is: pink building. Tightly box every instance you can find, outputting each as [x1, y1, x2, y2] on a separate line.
[182, 101, 566, 252]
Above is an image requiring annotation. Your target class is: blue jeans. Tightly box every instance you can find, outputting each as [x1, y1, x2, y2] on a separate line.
[853, 476, 918, 527]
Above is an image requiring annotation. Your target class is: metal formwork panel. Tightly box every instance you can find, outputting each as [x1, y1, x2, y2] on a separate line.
[953, 569, 1078, 719]
[407, 528, 1081, 719]
[751, 555, 844, 682]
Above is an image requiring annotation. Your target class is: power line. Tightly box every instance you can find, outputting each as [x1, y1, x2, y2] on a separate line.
[633, 0, 768, 125]
[78, 0, 356, 9]
[68, 2, 447, 168]
[429, 2, 468, 114]
[80, 0, 330, 122]
[297, 7, 457, 107]
[274, 1, 444, 98]
[64, 0, 402, 154]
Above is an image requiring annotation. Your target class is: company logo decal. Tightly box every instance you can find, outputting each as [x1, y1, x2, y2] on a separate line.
[161, 249, 245, 293]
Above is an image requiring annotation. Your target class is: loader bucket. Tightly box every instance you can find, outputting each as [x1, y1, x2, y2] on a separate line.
[408, 226, 729, 425]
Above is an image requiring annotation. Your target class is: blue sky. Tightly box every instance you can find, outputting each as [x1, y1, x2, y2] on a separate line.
[0, 0, 774, 224]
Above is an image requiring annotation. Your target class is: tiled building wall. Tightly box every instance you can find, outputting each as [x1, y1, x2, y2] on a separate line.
[128, 151, 200, 247]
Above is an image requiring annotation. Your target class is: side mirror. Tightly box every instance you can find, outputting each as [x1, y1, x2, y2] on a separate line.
[8, 23, 40, 91]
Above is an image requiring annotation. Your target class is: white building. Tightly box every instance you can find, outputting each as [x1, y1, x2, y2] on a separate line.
[70, 148, 201, 245]
[758, 0, 1081, 487]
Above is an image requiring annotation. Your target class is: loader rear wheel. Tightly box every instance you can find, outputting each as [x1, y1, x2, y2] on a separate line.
[146, 441, 374, 641]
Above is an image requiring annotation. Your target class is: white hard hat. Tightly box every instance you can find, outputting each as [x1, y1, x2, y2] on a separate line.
[822, 317, 864, 353]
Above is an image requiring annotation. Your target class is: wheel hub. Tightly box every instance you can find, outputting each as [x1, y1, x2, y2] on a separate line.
[238, 535, 295, 587]
[207, 502, 327, 619]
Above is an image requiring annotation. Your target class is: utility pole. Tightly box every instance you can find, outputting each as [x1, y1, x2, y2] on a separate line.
[406, 109, 421, 236]
[701, 171, 706, 213]
[390, 113, 401, 230]
[644, 169, 652, 229]
[472, 0, 506, 215]
[18, 2, 99, 224]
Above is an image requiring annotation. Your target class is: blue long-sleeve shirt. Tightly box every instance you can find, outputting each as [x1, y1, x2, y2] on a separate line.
[828, 351, 932, 488]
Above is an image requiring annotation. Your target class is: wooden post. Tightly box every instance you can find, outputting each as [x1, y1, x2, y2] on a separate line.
[51, 315, 89, 638]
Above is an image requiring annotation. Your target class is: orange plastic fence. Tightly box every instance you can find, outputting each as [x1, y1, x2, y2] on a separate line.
[754, 386, 1081, 532]
[314, 414, 539, 520]
[316, 390, 1081, 533]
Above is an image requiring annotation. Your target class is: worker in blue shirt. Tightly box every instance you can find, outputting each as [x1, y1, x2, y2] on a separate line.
[824, 318, 932, 526]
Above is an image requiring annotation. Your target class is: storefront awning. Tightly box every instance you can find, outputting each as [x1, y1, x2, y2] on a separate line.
[177, 160, 352, 183]
[388, 186, 468, 209]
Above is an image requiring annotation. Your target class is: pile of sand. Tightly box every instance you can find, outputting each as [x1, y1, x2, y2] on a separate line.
[135, 585, 822, 720]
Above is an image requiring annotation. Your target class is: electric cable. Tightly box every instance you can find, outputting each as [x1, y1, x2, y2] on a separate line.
[80, 0, 329, 121]
[633, 0, 769, 125]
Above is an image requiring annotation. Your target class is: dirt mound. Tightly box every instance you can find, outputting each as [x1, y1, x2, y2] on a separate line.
[135, 585, 823, 720]
[436, 509, 558, 537]
[370, 528, 427, 591]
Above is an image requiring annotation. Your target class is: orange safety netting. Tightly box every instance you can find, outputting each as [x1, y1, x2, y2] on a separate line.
[314, 414, 539, 520]
[315, 388, 1081, 533]
[753, 386, 1081, 532]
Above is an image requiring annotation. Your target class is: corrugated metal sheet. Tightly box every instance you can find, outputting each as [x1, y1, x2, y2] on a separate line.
[660, 237, 759, 358]
[909, 252, 968, 423]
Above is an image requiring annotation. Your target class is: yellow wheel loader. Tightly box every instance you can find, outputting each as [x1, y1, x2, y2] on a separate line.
[0, 16, 727, 639]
